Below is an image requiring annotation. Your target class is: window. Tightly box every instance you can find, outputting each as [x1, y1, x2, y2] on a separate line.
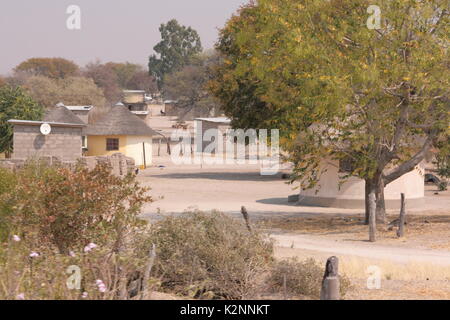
[106, 138, 119, 151]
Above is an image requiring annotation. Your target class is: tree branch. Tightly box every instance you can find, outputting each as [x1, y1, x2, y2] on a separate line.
[383, 133, 435, 185]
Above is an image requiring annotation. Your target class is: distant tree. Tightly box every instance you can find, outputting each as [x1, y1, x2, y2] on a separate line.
[0, 86, 44, 156]
[105, 62, 143, 89]
[149, 19, 203, 88]
[14, 58, 79, 79]
[0, 77, 5, 87]
[164, 51, 220, 118]
[127, 71, 158, 94]
[23, 76, 106, 109]
[83, 61, 122, 105]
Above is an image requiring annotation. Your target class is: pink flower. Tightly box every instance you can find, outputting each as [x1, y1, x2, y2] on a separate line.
[69, 251, 76, 257]
[96, 280, 107, 293]
[84, 243, 97, 253]
[29, 252, 39, 258]
[12, 235, 21, 242]
[16, 293, 25, 300]
[81, 292, 88, 299]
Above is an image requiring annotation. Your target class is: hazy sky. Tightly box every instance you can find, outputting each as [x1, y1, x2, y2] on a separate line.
[0, 0, 248, 75]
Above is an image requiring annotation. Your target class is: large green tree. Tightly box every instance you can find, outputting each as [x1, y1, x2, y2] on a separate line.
[211, 0, 449, 231]
[149, 19, 203, 88]
[0, 86, 44, 156]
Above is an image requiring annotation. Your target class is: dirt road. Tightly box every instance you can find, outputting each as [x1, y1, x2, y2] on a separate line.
[272, 233, 450, 266]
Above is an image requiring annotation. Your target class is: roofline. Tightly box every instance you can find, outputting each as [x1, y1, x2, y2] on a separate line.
[65, 106, 93, 111]
[8, 119, 86, 128]
[86, 133, 155, 136]
[194, 117, 232, 124]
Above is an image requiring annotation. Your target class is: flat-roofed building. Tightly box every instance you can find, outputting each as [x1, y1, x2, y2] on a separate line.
[8, 105, 85, 161]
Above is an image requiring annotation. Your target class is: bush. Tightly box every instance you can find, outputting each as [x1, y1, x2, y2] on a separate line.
[0, 168, 17, 241]
[147, 211, 273, 299]
[269, 258, 351, 299]
[0, 161, 156, 300]
[1, 161, 152, 253]
[0, 234, 158, 300]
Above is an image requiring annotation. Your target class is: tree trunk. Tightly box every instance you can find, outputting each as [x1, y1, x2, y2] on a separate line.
[364, 181, 370, 225]
[365, 175, 386, 225]
[368, 190, 377, 242]
[375, 178, 386, 224]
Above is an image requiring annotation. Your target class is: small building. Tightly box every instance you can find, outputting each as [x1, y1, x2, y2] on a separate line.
[85, 103, 158, 167]
[298, 159, 426, 209]
[8, 105, 85, 161]
[123, 90, 149, 120]
[65, 105, 93, 124]
[164, 100, 178, 116]
[194, 117, 231, 153]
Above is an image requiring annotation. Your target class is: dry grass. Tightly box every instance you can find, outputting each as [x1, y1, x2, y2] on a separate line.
[274, 247, 450, 300]
[275, 247, 450, 281]
[345, 279, 450, 300]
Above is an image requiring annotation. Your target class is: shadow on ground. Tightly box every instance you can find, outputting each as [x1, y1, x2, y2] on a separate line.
[143, 171, 284, 182]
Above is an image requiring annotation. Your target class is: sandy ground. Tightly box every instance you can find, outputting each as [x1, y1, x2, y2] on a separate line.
[139, 156, 449, 218]
[137, 155, 450, 299]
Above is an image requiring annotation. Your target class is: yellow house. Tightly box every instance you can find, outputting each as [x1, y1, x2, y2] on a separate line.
[85, 103, 159, 167]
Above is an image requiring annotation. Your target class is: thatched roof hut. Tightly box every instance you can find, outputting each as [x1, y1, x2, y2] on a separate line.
[86, 104, 158, 136]
[44, 104, 85, 125]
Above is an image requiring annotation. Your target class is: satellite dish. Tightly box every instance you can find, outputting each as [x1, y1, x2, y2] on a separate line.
[40, 123, 52, 136]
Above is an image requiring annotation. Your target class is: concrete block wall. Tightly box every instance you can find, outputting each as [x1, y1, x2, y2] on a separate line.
[12, 125, 83, 161]
[0, 153, 136, 178]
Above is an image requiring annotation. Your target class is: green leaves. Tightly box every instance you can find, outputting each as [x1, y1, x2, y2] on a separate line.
[149, 19, 203, 88]
[0, 86, 44, 154]
[212, 0, 449, 188]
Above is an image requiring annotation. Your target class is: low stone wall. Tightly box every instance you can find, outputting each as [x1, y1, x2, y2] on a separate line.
[0, 153, 135, 177]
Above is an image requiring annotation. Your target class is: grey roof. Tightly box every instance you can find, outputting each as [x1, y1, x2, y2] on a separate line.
[44, 105, 85, 125]
[85, 105, 158, 136]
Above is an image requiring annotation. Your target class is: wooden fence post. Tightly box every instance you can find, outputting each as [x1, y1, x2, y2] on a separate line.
[240, 206, 252, 233]
[320, 256, 340, 300]
[397, 193, 406, 238]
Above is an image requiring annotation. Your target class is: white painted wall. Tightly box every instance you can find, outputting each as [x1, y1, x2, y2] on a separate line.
[301, 160, 425, 201]
[125, 136, 153, 167]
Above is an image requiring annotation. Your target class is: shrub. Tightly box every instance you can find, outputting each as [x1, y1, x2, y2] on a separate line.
[0, 235, 158, 300]
[0, 168, 17, 241]
[269, 258, 351, 299]
[1, 161, 152, 253]
[147, 211, 273, 299]
[0, 162, 156, 300]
